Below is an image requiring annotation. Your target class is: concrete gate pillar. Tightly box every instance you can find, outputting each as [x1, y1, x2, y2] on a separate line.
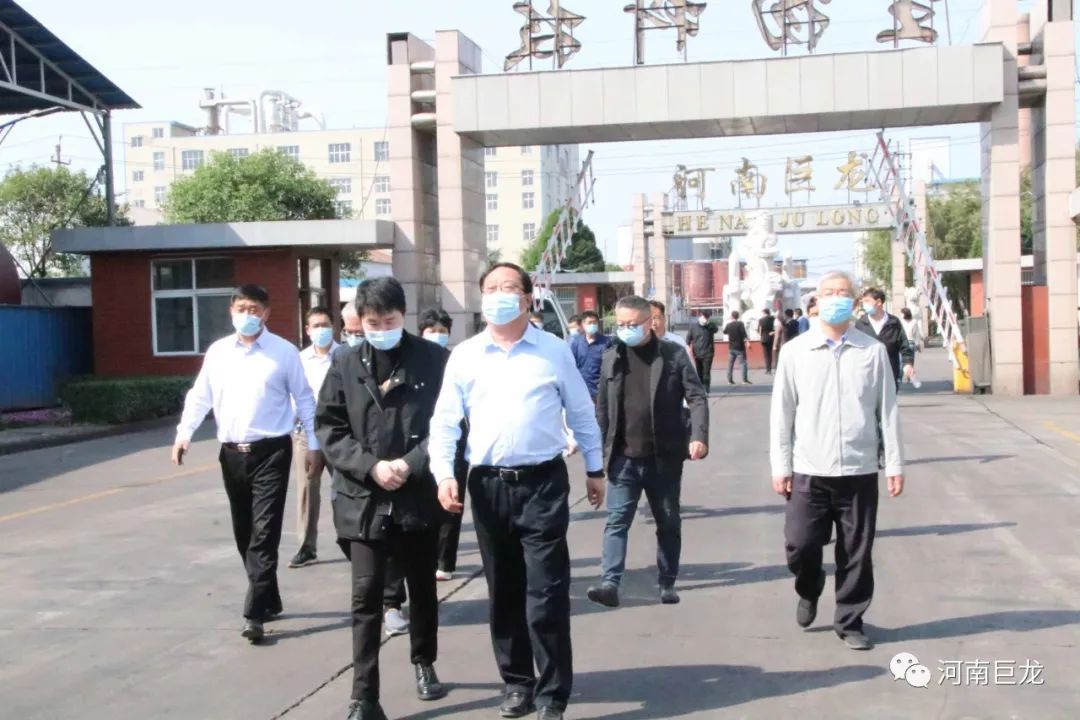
[980, 0, 1024, 396]
[650, 193, 669, 305]
[434, 30, 486, 343]
[388, 34, 440, 330]
[631, 194, 650, 296]
[1030, 11, 1078, 394]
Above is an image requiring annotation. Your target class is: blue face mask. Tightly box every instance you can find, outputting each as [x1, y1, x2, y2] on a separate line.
[365, 327, 403, 351]
[424, 332, 449, 348]
[482, 292, 523, 326]
[232, 312, 262, 337]
[819, 296, 855, 326]
[862, 301, 877, 316]
[311, 326, 333, 348]
[617, 325, 646, 347]
[344, 333, 364, 348]
[583, 322, 599, 336]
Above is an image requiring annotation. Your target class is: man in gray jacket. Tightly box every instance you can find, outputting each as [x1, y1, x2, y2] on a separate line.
[769, 271, 905, 651]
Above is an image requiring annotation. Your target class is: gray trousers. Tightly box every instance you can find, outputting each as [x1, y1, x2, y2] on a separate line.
[292, 432, 325, 554]
[784, 472, 878, 634]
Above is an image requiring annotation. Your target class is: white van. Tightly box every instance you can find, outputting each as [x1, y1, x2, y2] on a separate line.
[533, 287, 571, 339]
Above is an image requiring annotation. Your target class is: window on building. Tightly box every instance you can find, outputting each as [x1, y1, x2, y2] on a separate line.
[227, 147, 249, 158]
[523, 223, 537, 242]
[329, 178, 352, 195]
[328, 143, 352, 164]
[153, 152, 165, 171]
[154, 186, 166, 205]
[181, 150, 204, 171]
[151, 257, 236, 354]
[373, 141, 389, 162]
[484, 147, 497, 158]
[521, 145, 533, 154]
[133, 199, 145, 208]
[131, 136, 143, 148]
[152, 127, 164, 139]
[132, 170, 144, 182]
[486, 193, 498, 211]
[334, 200, 353, 217]
[486, 224, 499, 244]
[522, 192, 535, 209]
[374, 175, 390, 193]
[554, 287, 578, 319]
[278, 145, 300, 161]
[522, 169, 534, 186]
[375, 198, 391, 216]
[485, 171, 498, 189]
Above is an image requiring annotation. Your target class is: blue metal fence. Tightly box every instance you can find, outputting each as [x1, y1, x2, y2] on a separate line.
[0, 306, 93, 411]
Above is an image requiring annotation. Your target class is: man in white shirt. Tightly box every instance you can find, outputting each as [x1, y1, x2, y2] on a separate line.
[289, 306, 338, 569]
[649, 300, 692, 358]
[171, 284, 320, 644]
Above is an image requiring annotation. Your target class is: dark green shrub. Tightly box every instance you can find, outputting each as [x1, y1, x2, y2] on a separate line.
[61, 376, 194, 425]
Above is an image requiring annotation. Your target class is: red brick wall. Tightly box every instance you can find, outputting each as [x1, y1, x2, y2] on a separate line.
[970, 270, 985, 316]
[91, 249, 300, 377]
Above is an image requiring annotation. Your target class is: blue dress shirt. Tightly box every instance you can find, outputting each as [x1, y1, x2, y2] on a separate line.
[570, 332, 611, 398]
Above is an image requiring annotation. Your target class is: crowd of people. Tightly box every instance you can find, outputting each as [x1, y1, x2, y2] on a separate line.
[169, 264, 908, 720]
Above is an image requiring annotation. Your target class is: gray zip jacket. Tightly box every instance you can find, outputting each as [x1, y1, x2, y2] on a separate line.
[770, 325, 904, 478]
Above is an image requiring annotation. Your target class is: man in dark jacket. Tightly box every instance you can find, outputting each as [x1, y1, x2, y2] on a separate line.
[587, 295, 710, 608]
[855, 287, 914, 391]
[757, 309, 776, 374]
[724, 310, 751, 385]
[316, 278, 448, 720]
[685, 310, 718, 391]
[784, 308, 801, 341]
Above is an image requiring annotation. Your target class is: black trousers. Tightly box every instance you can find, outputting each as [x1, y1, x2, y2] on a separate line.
[694, 355, 713, 392]
[384, 556, 407, 609]
[470, 458, 572, 712]
[784, 473, 878, 634]
[762, 340, 774, 372]
[350, 526, 439, 701]
[219, 436, 291, 620]
[437, 508, 464, 573]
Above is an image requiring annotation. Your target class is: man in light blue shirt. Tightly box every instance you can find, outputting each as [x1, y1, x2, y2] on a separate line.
[429, 263, 604, 720]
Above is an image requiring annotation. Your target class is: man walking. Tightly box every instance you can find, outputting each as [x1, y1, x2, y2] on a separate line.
[795, 307, 810, 334]
[648, 300, 691, 358]
[770, 271, 905, 652]
[723, 310, 751, 385]
[586, 295, 709, 609]
[430, 262, 605, 720]
[571, 309, 610, 400]
[783, 308, 801, 341]
[757, 309, 776, 374]
[289, 306, 338, 568]
[172, 284, 319, 644]
[685, 310, 718, 391]
[855, 288, 914, 391]
[317, 278, 448, 720]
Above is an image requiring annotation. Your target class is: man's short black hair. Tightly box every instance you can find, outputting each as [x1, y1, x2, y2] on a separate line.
[649, 300, 666, 315]
[354, 277, 406, 317]
[730, 310, 740, 320]
[806, 296, 817, 310]
[793, 308, 803, 317]
[784, 308, 795, 318]
[862, 287, 886, 303]
[568, 314, 581, 324]
[232, 284, 269, 306]
[581, 310, 600, 322]
[901, 307, 913, 320]
[418, 306, 452, 333]
[306, 305, 331, 324]
[615, 295, 651, 315]
[762, 308, 771, 316]
[700, 309, 712, 319]
[479, 262, 533, 295]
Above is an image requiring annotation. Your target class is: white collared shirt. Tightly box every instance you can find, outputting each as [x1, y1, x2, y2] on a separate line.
[176, 330, 320, 450]
[300, 341, 339, 395]
[429, 323, 603, 480]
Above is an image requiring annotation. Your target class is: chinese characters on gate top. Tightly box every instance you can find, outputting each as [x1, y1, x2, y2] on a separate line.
[504, 0, 950, 71]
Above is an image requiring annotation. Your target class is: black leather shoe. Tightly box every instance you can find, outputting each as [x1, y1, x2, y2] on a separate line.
[796, 570, 827, 628]
[537, 708, 563, 720]
[500, 690, 535, 718]
[345, 699, 388, 720]
[586, 583, 620, 608]
[289, 549, 317, 568]
[415, 663, 447, 701]
[659, 585, 680, 605]
[241, 619, 264, 643]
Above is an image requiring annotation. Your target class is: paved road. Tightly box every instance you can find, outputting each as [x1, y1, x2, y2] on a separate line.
[3, 348, 1080, 719]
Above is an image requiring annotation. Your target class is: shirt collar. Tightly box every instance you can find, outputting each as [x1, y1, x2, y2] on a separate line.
[482, 322, 540, 350]
[301, 341, 338, 359]
[234, 331, 266, 350]
[807, 323, 871, 350]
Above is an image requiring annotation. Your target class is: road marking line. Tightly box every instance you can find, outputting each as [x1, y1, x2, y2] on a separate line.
[0, 462, 217, 525]
[1045, 421, 1080, 445]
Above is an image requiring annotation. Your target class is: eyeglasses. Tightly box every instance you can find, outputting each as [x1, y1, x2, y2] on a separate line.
[818, 288, 854, 298]
[481, 282, 525, 295]
[614, 321, 646, 330]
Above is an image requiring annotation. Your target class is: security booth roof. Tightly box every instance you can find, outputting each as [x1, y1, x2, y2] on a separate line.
[0, 0, 138, 114]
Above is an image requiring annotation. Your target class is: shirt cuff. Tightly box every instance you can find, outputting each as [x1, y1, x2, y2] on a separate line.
[306, 431, 320, 452]
[771, 465, 793, 477]
[885, 464, 903, 477]
[431, 460, 455, 483]
[175, 426, 193, 445]
[583, 449, 603, 474]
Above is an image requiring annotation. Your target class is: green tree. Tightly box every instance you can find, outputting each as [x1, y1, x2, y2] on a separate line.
[518, 209, 604, 273]
[519, 209, 561, 270]
[0, 165, 127, 278]
[862, 229, 894, 288]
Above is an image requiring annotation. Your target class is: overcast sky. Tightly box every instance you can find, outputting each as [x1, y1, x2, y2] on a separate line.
[9, 0, 1063, 275]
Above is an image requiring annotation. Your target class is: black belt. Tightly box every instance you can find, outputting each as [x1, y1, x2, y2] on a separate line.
[471, 456, 563, 484]
[222, 435, 290, 454]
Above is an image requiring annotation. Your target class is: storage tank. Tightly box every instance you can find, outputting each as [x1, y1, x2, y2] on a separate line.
[711, 261, 729, 303]
[791, 258, 808, 279]
[681, 262, 715, 306]
[0, 244, 20, 305]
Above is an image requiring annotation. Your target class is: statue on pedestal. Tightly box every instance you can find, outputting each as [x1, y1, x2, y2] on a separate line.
[722, 210, 799, 340]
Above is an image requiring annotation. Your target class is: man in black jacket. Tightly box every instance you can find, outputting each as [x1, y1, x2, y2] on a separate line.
[855, 287, 914, 391]
[757, 309, 776, 374]
[588, 295, 710, 608]
[685, 310, 718, 391]
[317, 278, 448, 720]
